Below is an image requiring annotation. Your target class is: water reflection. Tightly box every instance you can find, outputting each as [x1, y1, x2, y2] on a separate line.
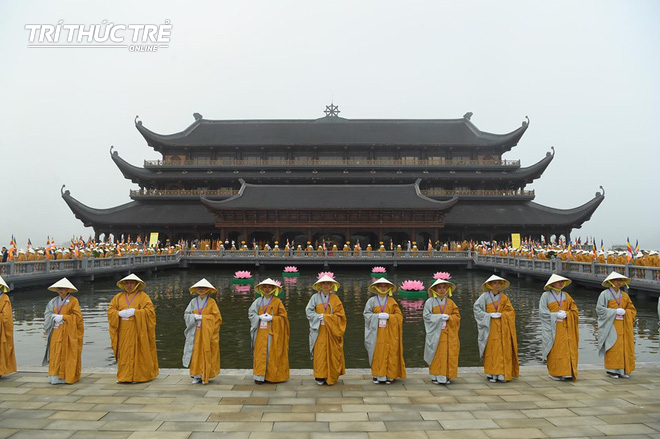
[9, 267, 660, 369]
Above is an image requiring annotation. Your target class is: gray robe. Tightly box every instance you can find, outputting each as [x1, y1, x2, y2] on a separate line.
[596, 288, 620, 357]
[363, 296, 383, 365]
[423, 297, 445, 365]
[182, 298, 199, 368]
[539, 291, 562, 360]
[305, 292, 332, 359]
[473, 292, 495, 360]
[42, 295, 69, 366]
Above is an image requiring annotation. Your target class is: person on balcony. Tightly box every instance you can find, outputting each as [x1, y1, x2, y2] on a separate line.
[363, 278, 406, 384]
[107, 274, 159, 383]
[539, 274, 579, 381]
[473, 275, 519, 383]
[597, 272, 636, 378]
[0, 276, 16, 378]
[423, 276, 460, 385]
[305, 274, 346, 386]
[183, 278, 222, 384]
[248, 278, 289, 384]
[42, 278, 84, 384]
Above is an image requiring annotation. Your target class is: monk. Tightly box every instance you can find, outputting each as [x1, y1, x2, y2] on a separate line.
[363, 278, 406, 384]
[539, 274, 579, 381]
[107, 273, 158, 383]
[423, 276, 460, 385]
[0, 276, 16, 377]
[305, 274, 346, 386]
[183, 278, 222, 384]
[473, 275, 519, 382]
[597, 271, 636, 378]
[248, 278, 289, 384]
[43, 278, 84, 384]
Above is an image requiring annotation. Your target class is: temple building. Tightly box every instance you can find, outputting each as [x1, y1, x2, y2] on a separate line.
[62, 105, 604, 246]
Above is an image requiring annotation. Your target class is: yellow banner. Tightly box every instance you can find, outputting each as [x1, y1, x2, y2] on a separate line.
[511, 233, 521, 249]
[149, 232, 159, 248]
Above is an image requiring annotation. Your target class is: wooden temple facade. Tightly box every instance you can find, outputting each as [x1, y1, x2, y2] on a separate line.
[62, 106, 604, 245]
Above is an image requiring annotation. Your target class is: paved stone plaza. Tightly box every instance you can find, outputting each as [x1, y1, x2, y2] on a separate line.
[0, 365, 659, 439]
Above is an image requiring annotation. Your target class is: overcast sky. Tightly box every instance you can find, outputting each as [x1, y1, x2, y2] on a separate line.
[1, 0, 658, 250]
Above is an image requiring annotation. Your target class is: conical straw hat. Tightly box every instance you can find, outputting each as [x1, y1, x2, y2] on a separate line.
[0, 276, 9, 293]
[601, 271, 629, 287]
[255, 278, 282, 296]
[544, 274, 572, 290]
[428, 278, 456, 297]
[48, 277, 78, 293]
[313, 275, 340, 292]
[189, 278, 218, 294]
[117, 273, 146, 291]
[481, 274, 510, 291]
[368, 277, 396, 295]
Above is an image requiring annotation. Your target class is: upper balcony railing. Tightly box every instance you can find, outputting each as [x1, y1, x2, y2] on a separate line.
[144, 158, 521, 168]
[130, 188, 239, 198]
[130, 188, 534, 198]
[420, 188, 535, 197]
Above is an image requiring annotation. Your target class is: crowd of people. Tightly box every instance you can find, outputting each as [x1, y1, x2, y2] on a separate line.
[2, 237, 659, 269]
[0, 270, 647, 386]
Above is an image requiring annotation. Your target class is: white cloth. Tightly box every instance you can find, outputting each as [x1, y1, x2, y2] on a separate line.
[440, 314, 450, 321]
[194, 314, 203, 321]
[377, 312, 389, 320]
[53, 314, 64, 323]
[118, 308, 135, 318]
[615, 308, 626, 316]
[260, 313, 273, 322]
[490, 312, 501, 318]
[557, 310, 567, 319]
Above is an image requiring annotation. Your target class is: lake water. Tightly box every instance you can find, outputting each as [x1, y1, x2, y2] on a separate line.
[8, 267, 660, 369]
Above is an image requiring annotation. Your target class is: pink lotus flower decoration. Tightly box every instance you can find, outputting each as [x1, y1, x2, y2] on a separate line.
[371, 266, 387, 273]
[234, 285, 252, 293]
[273, 279, 283, 288]
[234, 270, 252, 279]
[283, 266, 299, 272]
[317, 271, 335, 279]
[433, 272, 452, 280]
[400, 280, 425, 291]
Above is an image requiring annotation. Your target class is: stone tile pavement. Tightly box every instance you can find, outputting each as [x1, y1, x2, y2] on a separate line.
[0, 364, 659, 438]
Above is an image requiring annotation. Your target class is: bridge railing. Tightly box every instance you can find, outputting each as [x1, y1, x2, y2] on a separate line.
[183, 249, 474, 260]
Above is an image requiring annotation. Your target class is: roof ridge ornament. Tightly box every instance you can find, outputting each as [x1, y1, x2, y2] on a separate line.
[324, 103, 340, 117]
[463, 112, 473, 121]
[134, 115, 142, 126]
[523, 116, 530, 127]
[193, 112, 203, 121]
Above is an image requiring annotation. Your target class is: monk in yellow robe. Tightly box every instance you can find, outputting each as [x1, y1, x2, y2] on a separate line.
[423, 276, 460, 385]
[539, 274, 579, 381]
[248, 278, 289, 383]
[108, 273, 158, 383]
[363, 278, 406, 384]
[42, 278, 84, 384]
[473, 275, 519, 382]
[305, 275, 346, 386]
[597, 272, 636, 378]
[0, 276, 17, 377]
[183, 279, 222, 384]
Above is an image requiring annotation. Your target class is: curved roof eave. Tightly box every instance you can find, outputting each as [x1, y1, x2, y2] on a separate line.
[135, 115, 530, 149]
[61, 186, 137, 227]
[201, 179, 459, 210]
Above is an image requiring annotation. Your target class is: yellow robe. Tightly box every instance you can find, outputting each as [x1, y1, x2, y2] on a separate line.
[108, 291, 159, 382]
[250, 297, 290, 383]
[44, 295, 84, 383]
[0, 293, 17, 376]
[428, 299, 460, 379]
[307, 293, 346, 385]
[483, 294, 519, 380]
[543, 293, 579, 380]
[604, 293, 636, 374]
[365, 296, 407, 380]
[188, 298, 222, 383]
